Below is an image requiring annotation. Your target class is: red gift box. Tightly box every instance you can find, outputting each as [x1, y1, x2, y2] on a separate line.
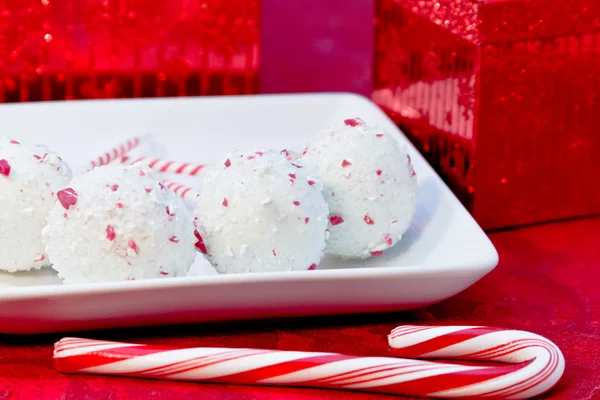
[374, 0, 600, 229]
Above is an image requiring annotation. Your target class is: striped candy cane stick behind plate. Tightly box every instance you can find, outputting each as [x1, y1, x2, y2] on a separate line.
[119, 146, 305, 176]
[161, 179, 198, 202]
[88, 135, 146, 169]
[124, 156, 205, 176]
[54, 326, 563, 399]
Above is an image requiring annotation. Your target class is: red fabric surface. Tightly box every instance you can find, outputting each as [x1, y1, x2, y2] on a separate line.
[1, 218, 599, 399]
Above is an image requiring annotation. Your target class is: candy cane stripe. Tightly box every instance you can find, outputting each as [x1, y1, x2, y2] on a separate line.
[54, 326, 564, 399]
[55, 337, 101, 349]
[261, 358, 399, 385]
[389, 325, 433, 339]
[471, 347, 554, 398]
[125, 157, 205, 176]
[54, 340, 144, 358]
[170, 351, 339, 381]
[371, 364, 524, 396]
[138, 350, 252, 378]
[86, 136, 145, 170]
[147, 350, 273, 378]
[55, 344, 146, 370]
[335, 364, 459, 387]
[312, 362, 419, 385]
[210, 354, 355, 385]
[190, 164, 205, 175]
[55, 339, 125, 353]
[391, 327, 505, 358]
[390, 326, 481, 345]
[437, 361, 539, 397]
[84, 347, 233, 375]
[343, 364, 473, 389]
[175, 163, 189, 174]
[465, 339, 547, 360]
[161, 179, 198, 201]
[480, 344, 559, 398]
[158, 161, 173, 172]
[135, 349, 243, 376]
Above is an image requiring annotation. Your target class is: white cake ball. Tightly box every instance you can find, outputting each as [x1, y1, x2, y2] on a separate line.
[42, 164, 196, 284]
[300, 118, 418, 259]
[0, 137, 72, 272]
[195, 150, 329, 274]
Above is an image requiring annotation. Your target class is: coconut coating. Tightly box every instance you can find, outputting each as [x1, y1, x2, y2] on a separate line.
[0, 137, 72, 272]
[42, 164, 196, 284]
[300, 118, 418, 259]
[195, 150, 329, 274]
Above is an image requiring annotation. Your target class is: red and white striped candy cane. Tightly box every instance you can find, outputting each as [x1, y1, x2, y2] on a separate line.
[126, 156, 205, 176]
[161, 179, 198, 201]
[89, 136, 144, 169]
[53, 325, 564, 399]
[388, 325, 564, 399]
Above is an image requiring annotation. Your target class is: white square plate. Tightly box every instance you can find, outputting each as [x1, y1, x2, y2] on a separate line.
[0, 93, 498, 334]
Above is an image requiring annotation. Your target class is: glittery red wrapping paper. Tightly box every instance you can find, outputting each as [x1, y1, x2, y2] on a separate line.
[374, 0, 600, 229]
[0, 217, 599, 399]
[0, 0, 259, 101]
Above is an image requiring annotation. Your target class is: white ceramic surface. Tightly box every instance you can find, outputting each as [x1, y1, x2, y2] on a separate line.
[0, 93, 498, 334]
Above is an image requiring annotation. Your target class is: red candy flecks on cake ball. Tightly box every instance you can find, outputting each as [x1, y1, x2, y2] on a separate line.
[0, 159, 12, 176]
[300, 119, 419, 259]
[57, 188, 78, 209]
[42, 164, 196, 284]
[0, 137, 72, 273]
[194, 150, 329, 274]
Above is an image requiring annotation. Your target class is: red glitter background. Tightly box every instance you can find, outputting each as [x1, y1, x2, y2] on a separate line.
[374, 0, 600, 229]
[0, 0, 259, 101]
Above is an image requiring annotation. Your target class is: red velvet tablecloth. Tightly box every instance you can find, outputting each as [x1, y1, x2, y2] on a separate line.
[1, 217, 599, 399]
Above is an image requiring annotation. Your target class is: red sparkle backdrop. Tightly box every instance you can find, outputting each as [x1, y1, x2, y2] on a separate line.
[0, 0, 259, 101]
[374, 0, 600, 230]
